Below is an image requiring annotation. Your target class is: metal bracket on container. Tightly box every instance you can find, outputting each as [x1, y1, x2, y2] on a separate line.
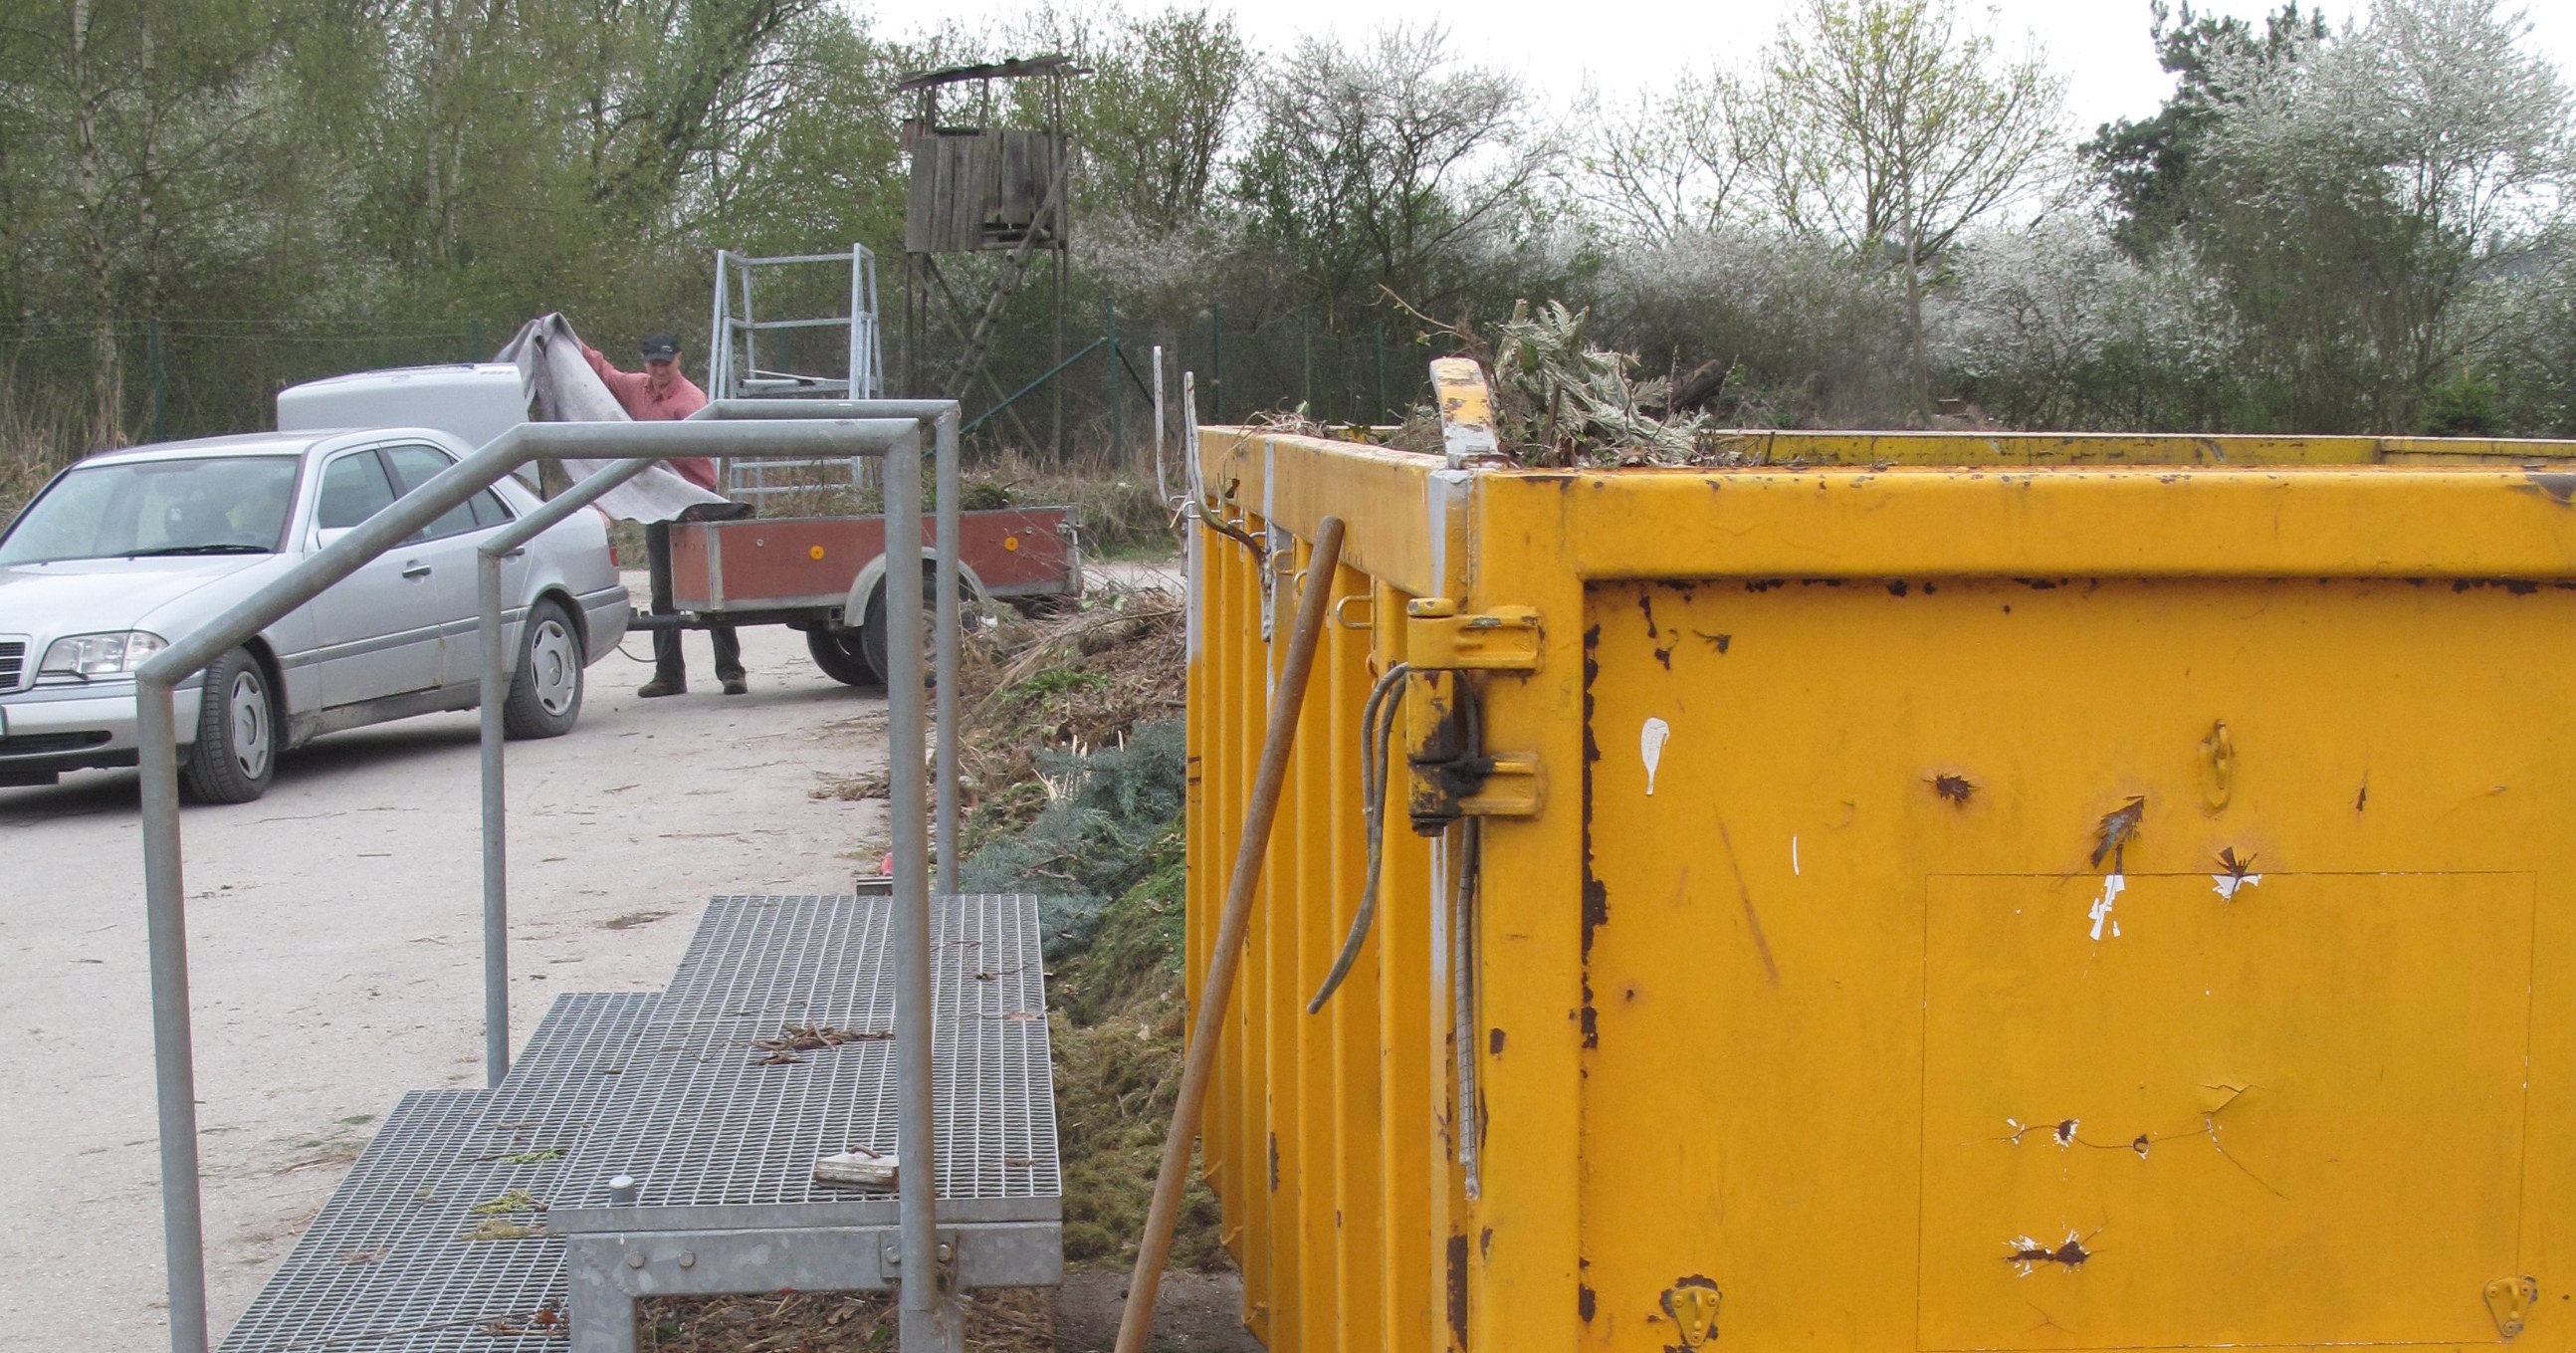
[1405, 598, 1541, 672]
[1402, 598, 1545, 831]
[2487, 1275, 2539, 1340]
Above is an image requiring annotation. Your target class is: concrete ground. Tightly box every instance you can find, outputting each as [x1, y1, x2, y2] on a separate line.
[0, 589, 894, 1350]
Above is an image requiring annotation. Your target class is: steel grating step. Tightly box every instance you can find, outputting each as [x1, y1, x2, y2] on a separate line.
[556, 894, 1062, 1229]
[223, 897, 1064, 1350]
[219, 993, 659, 1352]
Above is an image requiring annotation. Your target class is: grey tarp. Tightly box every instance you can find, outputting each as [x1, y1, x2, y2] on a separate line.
[494, 314, 727, 524]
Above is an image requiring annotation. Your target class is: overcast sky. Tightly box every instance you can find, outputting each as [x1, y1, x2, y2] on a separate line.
[897, 0, 2576, 137]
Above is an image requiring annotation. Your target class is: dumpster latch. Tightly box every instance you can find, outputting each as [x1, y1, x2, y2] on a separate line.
[1402, 655, 1544, 831]
[1406, 598, 1542, 672]
[2486, 1275, 2538, 1340]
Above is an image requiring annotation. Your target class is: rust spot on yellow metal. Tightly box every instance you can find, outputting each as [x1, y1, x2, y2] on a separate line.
[2007, 1234, 2093, 1272]
[1447, 1234, 1470, 1350]
[1930, 773, 1977, 804]
[2091, 795, 2148, 869]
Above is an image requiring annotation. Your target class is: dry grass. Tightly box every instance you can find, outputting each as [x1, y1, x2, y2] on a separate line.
[954, 578, 1184, 851]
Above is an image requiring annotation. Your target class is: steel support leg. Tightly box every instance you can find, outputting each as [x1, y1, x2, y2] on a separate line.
[935, 410, 960, 895]
[567, 1243, 640, 1353]
[478, 552, 511, 1086]
[137, 678, 210, 1353]
[883, 429, 958, 1352]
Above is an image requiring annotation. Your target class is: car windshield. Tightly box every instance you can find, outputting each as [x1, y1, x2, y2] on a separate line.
[0, 455, 301, 565]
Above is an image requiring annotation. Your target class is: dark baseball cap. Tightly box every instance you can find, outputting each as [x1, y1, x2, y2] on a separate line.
[640, 334, 681, 360]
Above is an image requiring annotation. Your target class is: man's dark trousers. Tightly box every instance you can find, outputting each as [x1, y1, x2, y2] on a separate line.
[644, 502, 751, 688]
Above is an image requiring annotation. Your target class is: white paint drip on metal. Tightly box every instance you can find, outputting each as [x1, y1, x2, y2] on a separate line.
[2212, 871, 2263, 902]
[1640, 717, 1670, 795]
[2089, 873, 2126, 942]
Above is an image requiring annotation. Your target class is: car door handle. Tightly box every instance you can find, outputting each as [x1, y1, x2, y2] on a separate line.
[402, 562, 432, 579]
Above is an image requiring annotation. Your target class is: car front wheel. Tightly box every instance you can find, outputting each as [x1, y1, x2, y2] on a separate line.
[503, 598, 584, 739]
[180, 647, 277, 804]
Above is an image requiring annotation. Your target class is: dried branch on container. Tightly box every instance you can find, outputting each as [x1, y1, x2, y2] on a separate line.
[1491, 300, 1708, 465]
[1378, 288, 1719, 466]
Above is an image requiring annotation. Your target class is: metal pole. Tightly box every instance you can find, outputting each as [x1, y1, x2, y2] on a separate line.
[478, 551, 510, 1087]
[934, 410, 960, 897]
[884, 428, 953, 1353]
[1152, 345, 1168, 507]
[1300, 311, 1312, 415]
[1375, 322, 1388, 425]
[479, 455, 663, 1087]
[709, 251, 730, 399]
[1209, 306, 1224, 425]
[136, 677, 208, 1353]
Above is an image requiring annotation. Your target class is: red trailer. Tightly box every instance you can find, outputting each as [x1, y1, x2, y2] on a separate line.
[648, 505, 1080, 685]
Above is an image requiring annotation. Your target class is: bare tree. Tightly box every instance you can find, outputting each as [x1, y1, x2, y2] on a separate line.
[1236, 24, 1554, 326]
[1742, 0, 2065, 414]
[1578, 68, 1748, 245]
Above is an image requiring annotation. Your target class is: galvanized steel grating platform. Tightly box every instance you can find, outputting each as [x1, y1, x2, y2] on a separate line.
[555, 894, 1060, 1229]
[218, 994, 659, 1351]
[221, 897, 1060, 1350]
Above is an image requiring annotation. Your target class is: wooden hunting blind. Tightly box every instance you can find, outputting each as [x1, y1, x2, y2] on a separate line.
[895, 55, 1086, 452]
[904, 129, 1066, 254]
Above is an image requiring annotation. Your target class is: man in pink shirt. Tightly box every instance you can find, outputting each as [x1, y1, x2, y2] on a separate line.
[584, 334, 748, 697]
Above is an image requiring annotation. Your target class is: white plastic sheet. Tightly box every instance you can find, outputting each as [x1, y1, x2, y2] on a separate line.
[495, 314, 727, 523]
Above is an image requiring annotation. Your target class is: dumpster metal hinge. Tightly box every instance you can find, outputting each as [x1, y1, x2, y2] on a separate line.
[2487, 1276, 2538, 1340]
[1402, 654, 1545, 832]
[1406, 598, 1542, 672]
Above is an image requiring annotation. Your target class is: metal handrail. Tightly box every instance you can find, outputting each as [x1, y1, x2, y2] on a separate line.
[134, 414, 953, 1353]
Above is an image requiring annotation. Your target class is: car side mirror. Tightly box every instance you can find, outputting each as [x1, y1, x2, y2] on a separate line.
[314, 526, 353, 551]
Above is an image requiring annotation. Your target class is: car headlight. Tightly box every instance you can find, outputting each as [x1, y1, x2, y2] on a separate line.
[38, 630, 168, 682]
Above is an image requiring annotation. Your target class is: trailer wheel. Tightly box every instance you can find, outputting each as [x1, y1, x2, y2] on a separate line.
[859, 570, 968, 689]
[807, 627, 878, 688]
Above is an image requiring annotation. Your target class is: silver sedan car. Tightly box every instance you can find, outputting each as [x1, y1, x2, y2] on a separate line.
[0, 429, 630, 802]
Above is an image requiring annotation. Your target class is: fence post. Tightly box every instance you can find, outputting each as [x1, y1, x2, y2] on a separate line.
[1299, 312, 1313, 416]
[148, 318, 167, 442]
[1104, 295, 1124, 470]
[1375, 322, 1388, 426]
[1209, 305, 1224, 425]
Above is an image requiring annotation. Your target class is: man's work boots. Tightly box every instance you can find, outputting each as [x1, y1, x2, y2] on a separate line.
[637, 676, 685, 699]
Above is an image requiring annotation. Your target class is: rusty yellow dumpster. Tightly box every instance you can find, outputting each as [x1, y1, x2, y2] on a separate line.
[1182, 418, 2576, 1352]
